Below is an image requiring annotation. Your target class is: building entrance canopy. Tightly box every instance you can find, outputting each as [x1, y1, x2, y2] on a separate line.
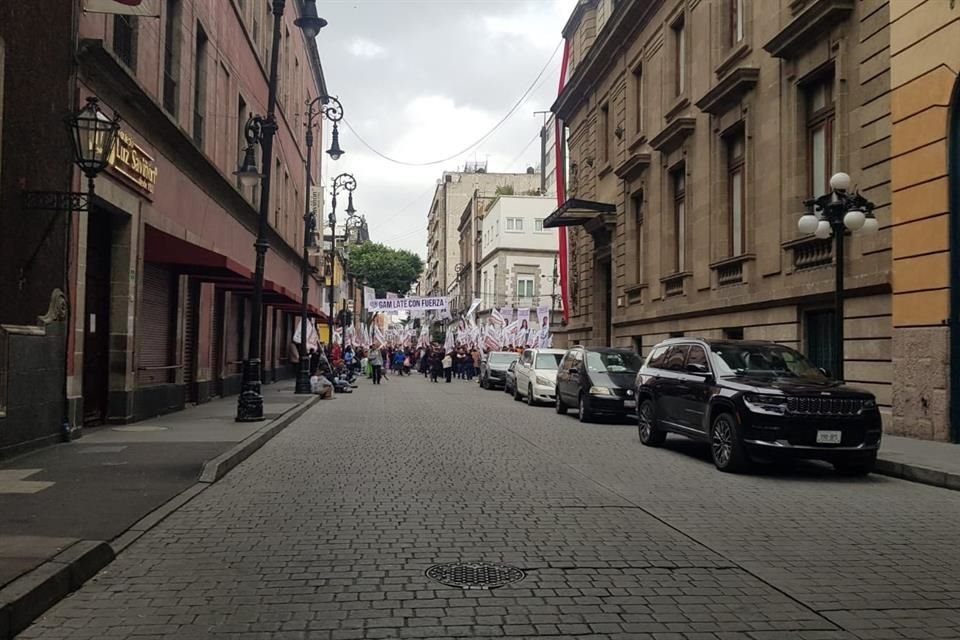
[542, 198, 616, 229]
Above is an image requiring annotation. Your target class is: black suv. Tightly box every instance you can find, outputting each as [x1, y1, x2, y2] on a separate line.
[555, 346, 643, 422]
[480, 351, 519, 389]
[635, 339, 882, 475]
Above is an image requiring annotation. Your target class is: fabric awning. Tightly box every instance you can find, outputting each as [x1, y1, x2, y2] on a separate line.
[542, 198, 616, 229]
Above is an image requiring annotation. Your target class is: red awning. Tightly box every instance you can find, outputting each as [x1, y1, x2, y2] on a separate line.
[144, 226, 252, 282]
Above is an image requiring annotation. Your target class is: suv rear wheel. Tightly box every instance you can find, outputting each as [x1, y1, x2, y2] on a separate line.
[710, 412, 750, 473]
[833, 451, 877, 476]
[637, 399, 666, 446]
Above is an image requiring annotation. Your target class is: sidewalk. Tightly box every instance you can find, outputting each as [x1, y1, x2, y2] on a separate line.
[877, 433, 960, 491]
[0, 383, 319, 638]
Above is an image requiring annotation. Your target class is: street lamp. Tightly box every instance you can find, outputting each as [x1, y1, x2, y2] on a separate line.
[797, 171, 879, 380]
[294, 0, 328, 38]
[295, 95, 345, 394]
[65, 96, 121, 203]
[234, 0, 292, 422]
[327, 173, 358, 347]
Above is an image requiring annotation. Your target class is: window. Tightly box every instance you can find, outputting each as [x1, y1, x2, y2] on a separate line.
[193, 24, 208, 147]
[686, 346, 708, 370]
[647, 345, 669, 369]
[664, 345, 690, 371]
[113, 14, 137, 69]
[236, 95, 247, 189]
[672, 167, 686, 272]
[727, 133, 745, 256]
[506, 217, 523, 232]
[672, 14, 686, 96]
[516, 277, 535, 301]
[729, 0, 744, 47]
[723, 327, 745, 340]
[807, 76, 835, 199]
[600, 102, 611, 163]
[163, 0, 180, 116]
[804, 309, 835, 373]
[632, 64, 643, 135]
[535, 218, 544, 231]
[631, 191, 644, 281]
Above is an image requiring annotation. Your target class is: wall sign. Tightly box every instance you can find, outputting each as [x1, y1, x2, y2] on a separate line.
[108, 130, 158, 195]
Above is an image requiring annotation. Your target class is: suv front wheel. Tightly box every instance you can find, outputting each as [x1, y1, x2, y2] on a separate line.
[710, 412, 750, 473]
[637, 399, 666, 446]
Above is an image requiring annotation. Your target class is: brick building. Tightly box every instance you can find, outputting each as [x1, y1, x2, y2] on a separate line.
[0, 0, 329, 457]
[548, 1, 894, 426]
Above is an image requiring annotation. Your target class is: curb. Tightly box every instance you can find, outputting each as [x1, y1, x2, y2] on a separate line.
[0, 393, 320, 640]
[874, 457, 960, 492]
[199, 394, 321, 483]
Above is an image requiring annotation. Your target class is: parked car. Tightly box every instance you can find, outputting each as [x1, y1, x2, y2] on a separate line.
[514, 348, 566, 405]
[634, 338, 882, 475]
[555, 346, 643, 422]
[480, 351, 519, 389]
[503, 360, 518, 396]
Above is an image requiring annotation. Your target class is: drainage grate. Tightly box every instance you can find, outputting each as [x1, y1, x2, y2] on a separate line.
[425, 562, 525, 590]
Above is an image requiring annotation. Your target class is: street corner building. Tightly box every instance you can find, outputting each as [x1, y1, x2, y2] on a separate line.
[0, 0, 329, 457]
[548, 0, 960, 443]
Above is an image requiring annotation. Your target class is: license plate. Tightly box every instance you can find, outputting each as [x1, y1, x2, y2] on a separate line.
[624, 399, 636, 409]
[816, 430, 842, 444]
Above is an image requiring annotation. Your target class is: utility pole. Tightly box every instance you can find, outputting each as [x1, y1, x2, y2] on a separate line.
[534, 110, 551, 195]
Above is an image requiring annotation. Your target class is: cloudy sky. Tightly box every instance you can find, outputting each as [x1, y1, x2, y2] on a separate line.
[313, 0, 577, 258]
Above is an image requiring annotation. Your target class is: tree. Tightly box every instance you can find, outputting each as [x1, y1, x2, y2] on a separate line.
[348, 242, 424, 298]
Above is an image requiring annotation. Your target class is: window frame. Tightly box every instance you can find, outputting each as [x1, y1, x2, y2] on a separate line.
[113, 13, 137, 70]
[726, 132, 746, 257]
[671, 13, 686, 97]
[516, 276, 535, 301]
[600, 102, 611, 165]
[806, 75, 835, 199]
[192, 22, 209, 148]
[631, 190, 644, 282]
[631, 62, 644, 137]
[162, 0, 180, 117]
[535, 218, 545, 232]
[729, 0, 745, 48]
[672, 166, 686, 273]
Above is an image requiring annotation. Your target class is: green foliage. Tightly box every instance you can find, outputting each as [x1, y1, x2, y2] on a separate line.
[348, 242, 424, 298]
[494, 184, 515, 196]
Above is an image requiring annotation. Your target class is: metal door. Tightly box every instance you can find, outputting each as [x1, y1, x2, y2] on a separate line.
[137, 264, 175, 386]
[183, 279, 199, 402]
[82, 209, 112, 425]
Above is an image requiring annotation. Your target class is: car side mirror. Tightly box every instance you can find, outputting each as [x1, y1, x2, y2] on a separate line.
[819, 367, 832, 378]
[686, 363, 710, 375]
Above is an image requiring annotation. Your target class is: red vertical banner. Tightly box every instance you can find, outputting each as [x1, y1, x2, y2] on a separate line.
[555, 39, 571, 324]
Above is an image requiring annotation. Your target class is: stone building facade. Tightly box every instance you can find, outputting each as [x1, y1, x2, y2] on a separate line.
[424, 169, 541, 298]
[0, 0, 328, 456]
[549, 0, 894, 425]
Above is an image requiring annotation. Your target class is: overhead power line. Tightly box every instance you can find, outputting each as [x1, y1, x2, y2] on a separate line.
[341, 40, 563, 167]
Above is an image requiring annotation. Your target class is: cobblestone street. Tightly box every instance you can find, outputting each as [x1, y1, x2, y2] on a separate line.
[21, 376, 960, 639]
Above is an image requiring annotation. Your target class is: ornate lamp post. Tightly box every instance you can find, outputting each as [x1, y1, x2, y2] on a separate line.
[235, 0, 327, 421]
[327, 173, 357, 347]
[66, 97, 122, 203]
[294, 95, 345, 394]
[797, 172, 878, 380]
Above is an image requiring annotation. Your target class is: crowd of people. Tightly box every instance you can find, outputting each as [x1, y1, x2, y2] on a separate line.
[295, 338, 543, 397]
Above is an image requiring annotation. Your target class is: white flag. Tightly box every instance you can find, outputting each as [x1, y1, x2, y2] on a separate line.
[84, 0, 161, 16]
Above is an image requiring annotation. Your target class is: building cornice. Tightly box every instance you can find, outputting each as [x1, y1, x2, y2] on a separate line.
[695, 67, 760, 115]
[553, 0, 663, 122]
[763, 0, 854, 59]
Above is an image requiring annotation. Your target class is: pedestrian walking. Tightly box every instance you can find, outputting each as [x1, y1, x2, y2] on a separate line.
[430, 349, 443, 383]
[369, 347, 384, 384]
[442, 352, 453, 383]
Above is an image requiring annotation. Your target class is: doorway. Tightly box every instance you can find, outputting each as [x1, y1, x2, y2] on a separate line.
[82, 208, 112, 425]
[596, 257, 613, 347]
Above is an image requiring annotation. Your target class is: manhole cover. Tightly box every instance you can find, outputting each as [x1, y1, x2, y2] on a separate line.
[425, 562, 525, 590]
[111, 426, 169, 432]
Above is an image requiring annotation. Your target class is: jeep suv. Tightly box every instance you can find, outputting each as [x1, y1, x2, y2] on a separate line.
[634, 339, 882, 475]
